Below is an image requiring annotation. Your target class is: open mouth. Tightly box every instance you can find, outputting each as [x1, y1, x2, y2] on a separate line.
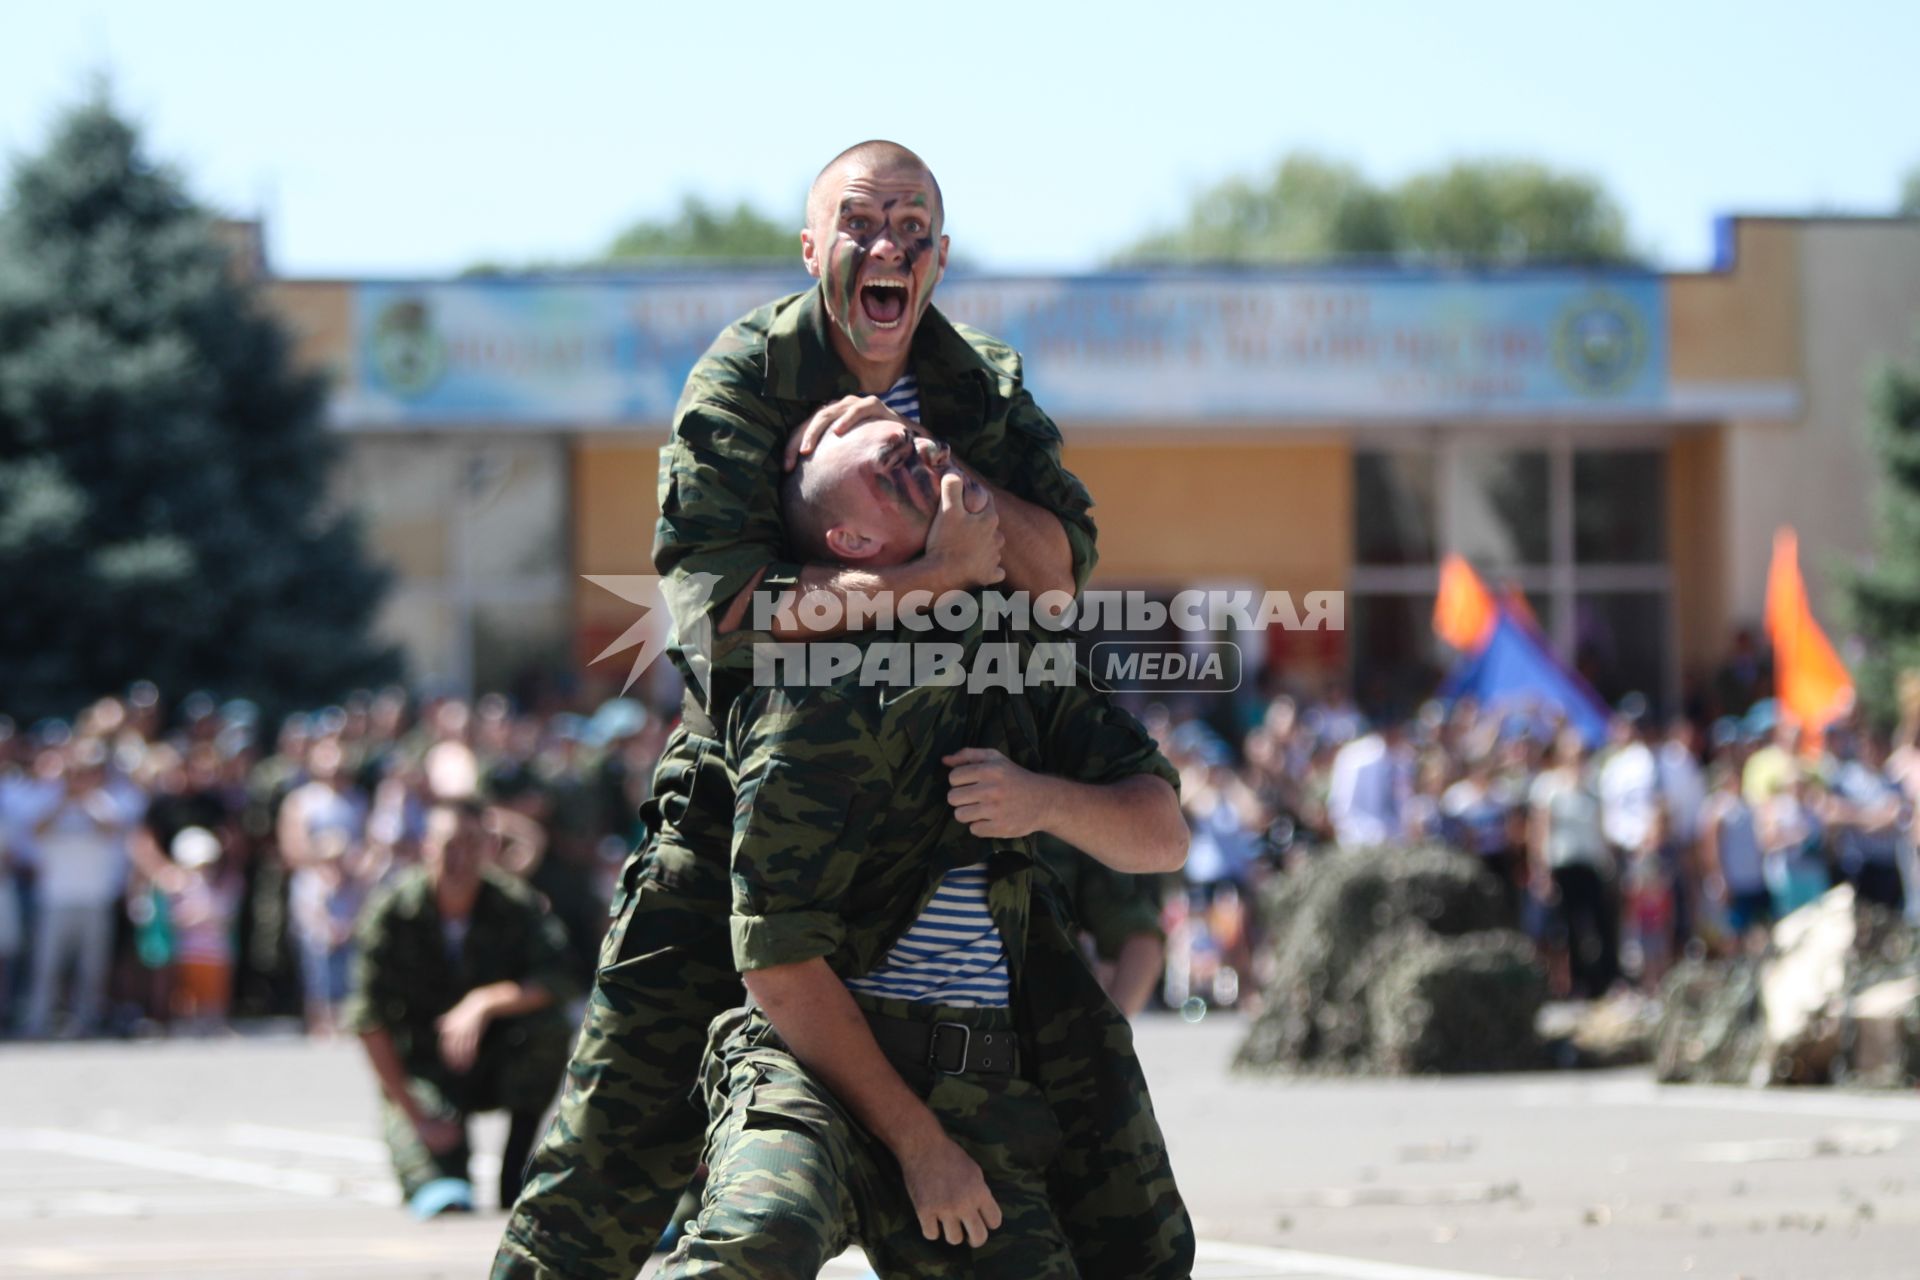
[859, 276, 909, 329]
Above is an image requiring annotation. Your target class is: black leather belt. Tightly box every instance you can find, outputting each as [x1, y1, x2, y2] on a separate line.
[865, 1011, 1020, 1077]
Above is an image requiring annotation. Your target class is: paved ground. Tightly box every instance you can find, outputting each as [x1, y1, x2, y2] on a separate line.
[2, 1013, 1918, 1279]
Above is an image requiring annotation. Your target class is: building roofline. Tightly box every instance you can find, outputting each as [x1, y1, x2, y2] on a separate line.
[263, 214, 1918, 289]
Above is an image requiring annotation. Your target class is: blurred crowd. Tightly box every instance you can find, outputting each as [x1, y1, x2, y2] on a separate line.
[6, 655, 1919, 1040]
[0, 683, 667, 1040]
[1153, 681, 1920, 1006]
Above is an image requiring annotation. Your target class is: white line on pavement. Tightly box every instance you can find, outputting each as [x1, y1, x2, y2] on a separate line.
[222, 1123, 387, 1162]
[0, 1129, 392, 1206]
[816, 1242, 1538, 1280]
[1195, 1241, 1538, 1280]
[1516, 1078, 1920, 1122]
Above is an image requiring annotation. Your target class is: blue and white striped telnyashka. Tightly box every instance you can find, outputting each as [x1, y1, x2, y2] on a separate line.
[845, 864, 1010, 1007]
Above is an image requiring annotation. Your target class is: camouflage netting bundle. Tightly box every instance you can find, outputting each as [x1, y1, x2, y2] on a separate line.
[1370, 932, 1548, 1074]
[1654, 887, 1920, 1088]
[1234, 844, 1546, 1075]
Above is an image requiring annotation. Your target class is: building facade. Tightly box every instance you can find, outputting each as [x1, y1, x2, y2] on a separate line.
[262, 216, 1920, 714]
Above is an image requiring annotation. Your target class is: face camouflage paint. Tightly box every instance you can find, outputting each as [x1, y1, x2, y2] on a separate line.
[815, 165, 945, 369]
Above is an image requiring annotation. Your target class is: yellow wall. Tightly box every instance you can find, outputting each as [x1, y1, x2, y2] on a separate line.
[1667, 428, 1726, 689]
[1061, 440, 1351, 593]
[1667, 220, 1801, 384]
[573, 442, 664, 686]
[574, 437, 1353, 603]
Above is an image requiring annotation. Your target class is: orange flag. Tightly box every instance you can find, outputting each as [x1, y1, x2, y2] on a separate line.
[1433, 554, 1497, 651]
[1765, 526, 1854, 733]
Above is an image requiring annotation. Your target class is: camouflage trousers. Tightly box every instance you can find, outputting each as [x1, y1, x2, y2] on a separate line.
[384, 1010, 572, 1201]
[494, 726, 1195, 1280]
[496, 726, 741, 1280]
[659, 1001, 1077, 1279]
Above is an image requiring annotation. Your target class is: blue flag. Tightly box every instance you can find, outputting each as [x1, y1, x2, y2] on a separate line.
[1439, 612, 1609, 746]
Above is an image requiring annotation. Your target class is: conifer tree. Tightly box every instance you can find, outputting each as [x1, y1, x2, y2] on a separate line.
[0, 95, 397, 720]
[1846, 332, 1920, 722]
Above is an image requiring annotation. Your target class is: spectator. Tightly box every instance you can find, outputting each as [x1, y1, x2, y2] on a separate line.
[1441, 752, 1522, 919]
[289, 830, 369, 1032]
[1658, 716, 1708, 941]
[1741, 703, 1800, 807]
[1177, 732, 1269, 1002]
[161, 826, 242, 1031]
[1403, 753, 1452, 844]
[1759, 774, 1829, 918]
[1528, 729, 1618, 999]
[22, 740, 142, 1037]
[1823, 726, 1909, 913]
[1327, 722, 1403, 848]
[0, 811, 19, 1031]
[279, 738, 369, 1035]
[1698, 763, 1771, 946]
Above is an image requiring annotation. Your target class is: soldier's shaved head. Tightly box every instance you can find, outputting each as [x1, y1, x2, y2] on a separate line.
[806, 140, 944, 231]
[780, 417, 972, 568]
[780, 450, 848, 566]
[801, 140, 951, 383]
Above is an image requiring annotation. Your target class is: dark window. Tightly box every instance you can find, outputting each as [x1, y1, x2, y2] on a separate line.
[1574, 449, 1665, 564]
[1354, 451, 1437, 566]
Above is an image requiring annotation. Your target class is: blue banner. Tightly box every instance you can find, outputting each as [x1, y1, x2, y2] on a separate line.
[340, 271, 1667, 427]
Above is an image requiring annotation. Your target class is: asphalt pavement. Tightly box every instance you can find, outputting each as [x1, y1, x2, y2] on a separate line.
[2, 1013, 1917, 1279]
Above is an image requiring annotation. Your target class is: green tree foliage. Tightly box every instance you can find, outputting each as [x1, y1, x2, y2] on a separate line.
[463, 195, 797, 275]
[1120, 153, 1635, 267]
[0, 95, 397, 720]
[1846, 334, 1920, 722]
[604, 195, 795, 262]
[1900, 166, 1920, 218]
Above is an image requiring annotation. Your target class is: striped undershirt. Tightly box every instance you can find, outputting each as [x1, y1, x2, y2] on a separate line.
[845, 865, 1010, 1007]
[881, 372, 920, 422]
[840, 371, 1011, 1008]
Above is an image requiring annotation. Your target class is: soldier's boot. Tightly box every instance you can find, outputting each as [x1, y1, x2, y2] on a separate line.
[380, 1087, 469, 1204]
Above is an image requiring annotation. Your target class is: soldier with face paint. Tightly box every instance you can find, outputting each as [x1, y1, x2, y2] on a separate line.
[494, 141, 1194, 1280]
[652, 415, 1189, 1276]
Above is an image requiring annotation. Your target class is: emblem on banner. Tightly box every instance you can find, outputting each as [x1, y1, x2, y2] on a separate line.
[1553, 291, 1646, 395]
[370, 297, 447, 398]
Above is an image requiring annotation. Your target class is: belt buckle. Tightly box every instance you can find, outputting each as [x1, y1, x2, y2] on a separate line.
[929, 1021, 971, 1075]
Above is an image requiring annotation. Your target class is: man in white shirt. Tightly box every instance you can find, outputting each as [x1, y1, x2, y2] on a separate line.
[1598, 708, 1660, 861]
[1328, 724, 1404, 849]
[22, 740, 141, 1037]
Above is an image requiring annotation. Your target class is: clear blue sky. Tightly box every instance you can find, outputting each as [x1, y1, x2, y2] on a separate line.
[2, 0, 1913, 277]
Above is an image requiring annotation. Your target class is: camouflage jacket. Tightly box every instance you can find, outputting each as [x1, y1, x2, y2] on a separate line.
[1035, 835, 1166, 962]
[655, 286, 1098, 711]
[341, 866, 577, 1071]
[724, 628, 1176, 985]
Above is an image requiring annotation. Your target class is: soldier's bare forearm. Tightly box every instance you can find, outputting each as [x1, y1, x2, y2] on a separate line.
[978, 481, 1073, 599]
[358, 1027, 424, 1124]
[1035, 774, 1188, 874]
[741, 959, 945, 1157]
[1104, 933, 1166, 1018]
[466, 979, 554, 1020]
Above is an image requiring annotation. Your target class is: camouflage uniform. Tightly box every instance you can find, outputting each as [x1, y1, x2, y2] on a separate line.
[499, 288, 1189, 1278]
[341, 866, 577, 1200]
[658, 627, 1188, 1276]
[1037, 834, 1167, 965]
